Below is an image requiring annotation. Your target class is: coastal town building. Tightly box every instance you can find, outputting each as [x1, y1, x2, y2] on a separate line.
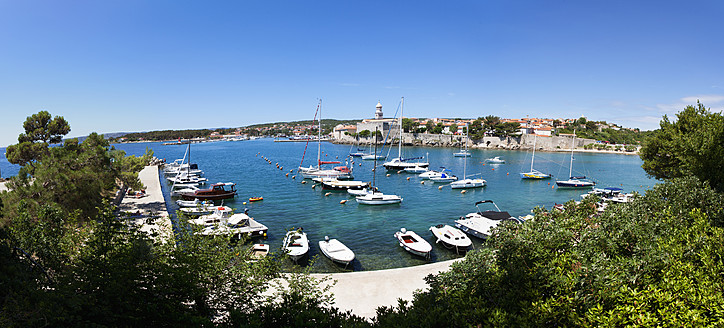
[355, 101, 399, 139]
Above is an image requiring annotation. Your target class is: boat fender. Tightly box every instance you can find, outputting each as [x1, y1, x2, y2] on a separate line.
[280, 167, 283, 170]
[507, 172, 509, 175]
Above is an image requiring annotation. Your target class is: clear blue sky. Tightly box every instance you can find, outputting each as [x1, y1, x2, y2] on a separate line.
[1, 0, 723, 147]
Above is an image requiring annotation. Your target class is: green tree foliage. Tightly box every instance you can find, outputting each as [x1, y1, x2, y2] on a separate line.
[640, 102, 724, 192]
[374, 177, 724, 327]
[492, 122, 521, 137]
[358, 130, 371, 138]
[5, 111, 70, 169]
[425, 120, 435, 133]
[401, 118, 419, 133]
[448, 123, 458, 134]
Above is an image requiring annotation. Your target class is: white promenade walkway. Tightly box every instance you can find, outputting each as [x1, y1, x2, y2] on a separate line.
[118, 165, 173, 242]
[312, 258, 461, 319]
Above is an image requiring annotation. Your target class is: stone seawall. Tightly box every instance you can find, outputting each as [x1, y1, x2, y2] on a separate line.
[335, 133, 597, 151]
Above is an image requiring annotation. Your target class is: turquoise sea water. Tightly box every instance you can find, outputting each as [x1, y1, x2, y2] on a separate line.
[1, 140, 656, 272]
[109, 139, 656, 272]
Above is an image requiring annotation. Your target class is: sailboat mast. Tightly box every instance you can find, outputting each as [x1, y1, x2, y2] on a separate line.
[398, 97, 404, 159]
[531, 134, 536, 172]
[317, 99, 322, 170]
[569, 130, 575, 178]
[373, 127, 378, 191]
[463, 124, 468, 178]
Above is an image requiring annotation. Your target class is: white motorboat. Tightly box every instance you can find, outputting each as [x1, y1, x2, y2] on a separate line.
[283, 229, 309, 262]
[179, 205, 216, 215]
[450, 178, 486, 189]
[556, 131, 596, 188]
[193, 207, 269, 240]
[382, 97, 429, 171]
[347, 188, 375, 196]
[453, 150, 471, 157]
[394, 228, 432, 259]
[176, 199, 214, 207]
[429, 170, 458, 183]
[318, 236, 355, 266]
[403, 165, 429, 173]
[319, 178, 369, 190]
[485, 156, 505, 164]
[171, 185, 199, 197]
[361, 154, 386, 160]
[429, 224, 472, 253]
[356, 192, 402, 205]
[455, 200, 524, 239]
[520, 135, 552, 179]
[167, 174, 208, 185]
[419, 169, 443, 180]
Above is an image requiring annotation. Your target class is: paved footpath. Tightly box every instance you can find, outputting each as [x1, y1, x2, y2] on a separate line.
[312, 258, 461, 319]
[118, 165, 173, 242]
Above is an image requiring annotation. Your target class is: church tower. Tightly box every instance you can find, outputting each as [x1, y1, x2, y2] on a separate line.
[375, 101, 383, 119]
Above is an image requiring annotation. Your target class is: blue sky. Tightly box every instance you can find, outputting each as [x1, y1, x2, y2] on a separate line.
[1, 0, 723, 147]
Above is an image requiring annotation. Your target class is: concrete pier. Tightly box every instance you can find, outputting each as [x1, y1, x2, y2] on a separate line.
[117, 165, 173, 242]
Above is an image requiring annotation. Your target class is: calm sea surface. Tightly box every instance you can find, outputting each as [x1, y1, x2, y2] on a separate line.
[1, 140, 656, 272]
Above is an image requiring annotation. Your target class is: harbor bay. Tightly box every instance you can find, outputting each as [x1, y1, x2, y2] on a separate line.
[113, 138, 655, 272]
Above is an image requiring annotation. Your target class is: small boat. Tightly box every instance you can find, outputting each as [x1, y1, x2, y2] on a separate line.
[355, 192, 402, 205]
[167, 174, 208, 185]
[347, 188, 375, 196]
[520, 134, 552, 179]
[355, 127, 402, 205]
[419, 169, 444, 180]
[485, 156, 505, 164]
[455, 200, 524, 239]
[318, 178, 369, 190]
[181, 182, 237, 201]
[382, 98, 429, 171]
[429, 170, 458, 183]
[179, 203, 216, 215]
[556, 131, 595, 188]
[429, 224, 472, 253]
[283, 229, 309, 262]
[176, 199, 214, 207]
[249, 197, 263, 202]
[249, 243, 270, 261]
[192, 207, 269, 240]
[394, 228, 432, 259]
[452, 150, 471, 157]
[403, 165, 429, 173]
[450, 178, 486, 189]
[318, 236, 355, 267]
[361, 154, 386, 160]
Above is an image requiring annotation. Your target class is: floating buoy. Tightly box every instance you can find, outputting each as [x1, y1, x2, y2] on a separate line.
[386, 174, 391, 177]
[301, 180, 307, 184]
[243, 202, 247, 205]
[340, 199, 347, 204]
[492, 168, 495, 171]
[286, 173, 289, 177]
[406, 177, 410, 180]
[552, 185, 555, 189]
[290, 169, 293, 172]
[420, 181, 424, 184]
[461, 190, 467, 194]
[325, 192, 331, 196]
[398, 170, 403, 174]
[438, 186, 443, 190]
[507, 172, 509, 175]
[292, 175, 296, 179]
[548, 182, 550, 185]
[312, 185, 316, 189]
